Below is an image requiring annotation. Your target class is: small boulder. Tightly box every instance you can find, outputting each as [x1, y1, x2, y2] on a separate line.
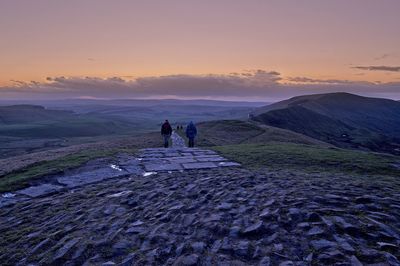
[234, 241, 250, 257]
[191, 242, 205, 253]
[242, 221, 265, 236]
[259, 256, 271, 266]
[310, 239, 337, 251]
[217, 202, 233, 210]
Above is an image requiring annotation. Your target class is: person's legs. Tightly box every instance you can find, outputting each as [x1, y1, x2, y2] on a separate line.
[164, 135, 170, 148]
[189, 138, 194, 147]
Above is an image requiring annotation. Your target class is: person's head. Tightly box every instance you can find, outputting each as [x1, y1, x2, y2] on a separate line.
[165, 120, 169, 123]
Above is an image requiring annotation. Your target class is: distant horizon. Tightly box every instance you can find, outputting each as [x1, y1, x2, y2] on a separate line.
[0, 97, 268, 103]
[1, 91, 399, 105]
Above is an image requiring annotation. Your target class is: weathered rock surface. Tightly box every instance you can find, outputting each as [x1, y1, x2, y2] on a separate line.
[1, 140, 399, 265]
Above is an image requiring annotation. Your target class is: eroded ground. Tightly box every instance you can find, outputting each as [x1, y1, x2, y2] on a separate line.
[1, 164, 399, 265]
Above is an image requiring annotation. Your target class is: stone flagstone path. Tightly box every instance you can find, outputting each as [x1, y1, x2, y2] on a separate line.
[0, 131, 240, 206]
[171, 131, 186, 148]
[139, 132, 240, 172]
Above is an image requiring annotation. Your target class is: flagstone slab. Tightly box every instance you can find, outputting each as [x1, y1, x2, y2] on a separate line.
[166, 157, 198, 164]
[182, 162, 219, 170]
[196, 156, 227, 162]
[58, 167, 127, 188]
[144, 163, 183, 171]
[17, 184, 64, 198]
[164, 153, 181, 157]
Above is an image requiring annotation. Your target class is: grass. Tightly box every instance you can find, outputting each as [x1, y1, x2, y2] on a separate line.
[178, 120, 329, 147]
[212, 142, 400, 177]
[189, 120, 400, 178]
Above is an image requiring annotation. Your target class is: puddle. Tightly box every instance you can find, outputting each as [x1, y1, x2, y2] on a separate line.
[107, 190, 133, 198]
[392, 163, 400, 169]
[143, 172, 157, 177]
[110, 164, 123, 171]
[2, 193, 16, 198]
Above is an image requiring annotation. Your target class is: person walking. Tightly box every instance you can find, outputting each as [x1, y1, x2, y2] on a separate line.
[186, 121, 197, 148]
[161, 120, 173, 148]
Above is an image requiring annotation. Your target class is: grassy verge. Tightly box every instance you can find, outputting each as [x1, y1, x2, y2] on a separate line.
[212, 142, 400, 177]
[177, 120, 329, 147]
[0, 148, 133, 193]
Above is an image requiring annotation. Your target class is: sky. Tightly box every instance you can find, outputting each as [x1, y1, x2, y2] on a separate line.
[0, 0, 399, 101]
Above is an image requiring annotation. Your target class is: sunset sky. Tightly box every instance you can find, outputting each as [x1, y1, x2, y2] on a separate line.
[0, 0, 399, 101]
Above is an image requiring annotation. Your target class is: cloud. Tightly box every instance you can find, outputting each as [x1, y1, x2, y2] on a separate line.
[374, 54, 390, 61]
[286, 77, 373, 85]
[1, 70, 400, 101]
[352, 65, 400, 72]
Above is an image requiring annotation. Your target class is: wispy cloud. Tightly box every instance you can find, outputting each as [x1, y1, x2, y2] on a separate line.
[286, 77, 373, 85]
[352, 65, 400, 72]
[374, 53, 390, 61]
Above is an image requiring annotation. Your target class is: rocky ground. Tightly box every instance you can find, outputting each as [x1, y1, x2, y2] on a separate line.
[0, 134, 399, 265]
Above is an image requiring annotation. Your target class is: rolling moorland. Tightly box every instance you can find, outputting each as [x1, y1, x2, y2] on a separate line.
[0, 93, 399, 265]
[0, 99, 263, 158]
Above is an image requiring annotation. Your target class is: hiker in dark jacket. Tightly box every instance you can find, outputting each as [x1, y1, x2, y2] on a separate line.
[186, 121, 197, 148]
[161, 120, 173, 148]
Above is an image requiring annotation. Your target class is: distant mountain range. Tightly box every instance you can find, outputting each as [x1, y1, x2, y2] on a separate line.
[0, 98, 267, 110]
[251, 92, 400, 154]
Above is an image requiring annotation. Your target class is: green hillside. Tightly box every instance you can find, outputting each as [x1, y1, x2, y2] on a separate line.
[180, 120, 329, 147]
[251, 93, 400, 154]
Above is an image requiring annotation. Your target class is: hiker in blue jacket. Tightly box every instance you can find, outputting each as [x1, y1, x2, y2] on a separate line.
[186, 121, 197, 148]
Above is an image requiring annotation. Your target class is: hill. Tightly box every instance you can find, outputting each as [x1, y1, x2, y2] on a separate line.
[0, 105, 141, 158]
[0, 105, 134, 138]
[251, 93, 400, 154]
[0, 105, 75, 124]
[186, 120, 330, 147]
